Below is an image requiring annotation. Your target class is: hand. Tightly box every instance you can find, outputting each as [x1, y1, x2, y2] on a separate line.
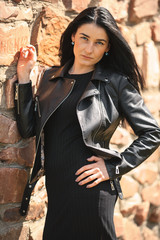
[17, 45, 37, 83]
[75, 156, 109, 188]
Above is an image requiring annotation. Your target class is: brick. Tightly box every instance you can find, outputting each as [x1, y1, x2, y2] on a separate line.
[148, 206, 160, 223]
[135, 201, 150, 225]
[25, 202, 46, 221]
[110, 127, 132, 146]
[122, 219, 143, 240]
[5, 74, 17, 109]
[12, 0, 22, 3]
[129, 0, 158, 22]
[132, 46, 143, 69]
[133, 164, 158, 184]
[114, 212, 124, 238]
[143, 93, 160, 114]
[0, 114, 21, 144]
[141, 182, 160, 206]
[3, 207, 22, 222]
[142, 41, 160, 88]
[118, 25, 133, 46]
[121, 176, 139, 199]
[0, 1, 19, 19]
[135, 23, 151, 45]
[29, 218, 45, 240]
[120, 193, 141, 216]
[142, 226, 159, 240]
[43, 0, 58, 2]
[0, 225, 29, 240]
[0, 168, 28, 204]
[0, 139, 35, 167]
[0, 22, 30, 65]
[151, 20, 160, 42]
[62, 0, 91, 13]
[145, 148, 160, 163]
[99, 0, 128, 22]
[31, 7, 70, 66]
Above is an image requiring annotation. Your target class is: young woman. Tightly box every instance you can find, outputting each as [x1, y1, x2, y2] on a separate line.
[15, 7, 160, 240]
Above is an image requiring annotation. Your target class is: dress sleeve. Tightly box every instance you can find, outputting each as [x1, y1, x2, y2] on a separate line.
[105, 77, 160, 180]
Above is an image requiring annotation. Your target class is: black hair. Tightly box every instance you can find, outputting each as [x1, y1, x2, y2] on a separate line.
[59, 7, 144, 91]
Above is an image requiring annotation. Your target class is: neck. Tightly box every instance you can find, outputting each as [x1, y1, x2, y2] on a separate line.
[69, 62, 95, 74]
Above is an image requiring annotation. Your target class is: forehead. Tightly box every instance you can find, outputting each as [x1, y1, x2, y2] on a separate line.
[76, 23, 108, 39]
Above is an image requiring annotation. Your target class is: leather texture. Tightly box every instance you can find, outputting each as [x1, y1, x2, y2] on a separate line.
[15, 60, 160, 215]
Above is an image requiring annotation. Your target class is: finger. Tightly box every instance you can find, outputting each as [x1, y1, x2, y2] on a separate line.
[75, 168, 98, 182]
[86, 178, 102, 188]
[87, 156, 102, 162]
[26, 45, 36, 51]
[78, 173, 100, 186]
[75, 163, 95, 175]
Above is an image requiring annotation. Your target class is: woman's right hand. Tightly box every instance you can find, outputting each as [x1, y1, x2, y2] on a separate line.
[17, 45, 37, 84]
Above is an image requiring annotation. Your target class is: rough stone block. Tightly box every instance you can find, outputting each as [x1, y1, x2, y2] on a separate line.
[62, 0, 91, 12]
[99, 0, 128, 22]
[0, 22, 30, 65]
[0, 139, 35, 167]
[151, 20, 160, 42]
[134, 201, 150, 225]
[142, 226, 159, 240]
[148, 206, 160, 223]
[31, 7, 70, 66]
[3, 207, 22, 222]
[122, 219, 143, 240]
[120, 193, 141, 216]
[141, 182, 160, 206]
[114, 212, 124, 238]
[135, 22, 151, 45]
[133, 164, 158, 184]
[142, 41, 160, 88]
[0, 225, 29, 240]
[129, 0, 158, 22]
[0, 114, 21, 144]
[110, 127, 132, 146]
[0, 168, 28, 204]
[121, 175, 139, 199]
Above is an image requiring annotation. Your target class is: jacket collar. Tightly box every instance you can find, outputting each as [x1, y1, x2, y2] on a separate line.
[49, 59, 110, 82]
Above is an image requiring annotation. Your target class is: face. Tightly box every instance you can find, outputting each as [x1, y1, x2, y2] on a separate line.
[71, 23, 110, 70]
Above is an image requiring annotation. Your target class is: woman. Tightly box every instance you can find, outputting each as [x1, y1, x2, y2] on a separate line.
[15, 7, 160, 240]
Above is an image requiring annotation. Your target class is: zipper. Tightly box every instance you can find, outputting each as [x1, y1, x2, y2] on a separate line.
[29, 79, 76, 183]
[110, 180, 115, 191]
[15, 83, 20, 114]
[92, 81, 102, 143]
[116, 165, 119, 174]
[35, 96, 41, 117]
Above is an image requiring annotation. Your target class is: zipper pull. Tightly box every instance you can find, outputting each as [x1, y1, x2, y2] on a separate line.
[35, 96, 41, 117]
[116, 165, 119, 174]
[110, 180, 115, 191]
[15, 83, 20, 114]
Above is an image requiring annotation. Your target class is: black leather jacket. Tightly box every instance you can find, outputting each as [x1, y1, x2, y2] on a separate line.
[15, 61, 160, 215]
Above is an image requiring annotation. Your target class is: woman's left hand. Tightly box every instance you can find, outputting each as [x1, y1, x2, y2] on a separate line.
[75, 156, 109, 188]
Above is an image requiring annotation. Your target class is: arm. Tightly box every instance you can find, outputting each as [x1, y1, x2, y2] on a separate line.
[15, 45, 37, 138]
[106, 77, 160, 179]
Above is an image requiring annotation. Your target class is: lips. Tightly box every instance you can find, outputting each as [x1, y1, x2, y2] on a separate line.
[81, 55, 93, 59]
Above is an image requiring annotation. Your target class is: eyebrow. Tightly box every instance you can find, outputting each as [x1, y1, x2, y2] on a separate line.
[80, 33, 107, 42]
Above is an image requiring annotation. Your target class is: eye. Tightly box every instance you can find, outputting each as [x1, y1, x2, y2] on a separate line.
[96, 41, 104, 45]
[81, 36, 88, 41]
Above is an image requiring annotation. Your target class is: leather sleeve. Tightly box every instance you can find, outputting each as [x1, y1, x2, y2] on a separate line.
[105, 77, 160, 180]
[14, 81, 36, 138]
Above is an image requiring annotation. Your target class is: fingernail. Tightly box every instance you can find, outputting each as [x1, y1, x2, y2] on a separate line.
[78, 182, 82, 185]
[75, 178, 78, 182]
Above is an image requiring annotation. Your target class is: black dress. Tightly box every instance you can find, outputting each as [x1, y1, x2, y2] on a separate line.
[43, 72, 117, 240]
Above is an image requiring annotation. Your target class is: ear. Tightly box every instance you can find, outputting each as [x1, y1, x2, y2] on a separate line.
[106, 43, 111, 52]
[71, 33, 75, 43]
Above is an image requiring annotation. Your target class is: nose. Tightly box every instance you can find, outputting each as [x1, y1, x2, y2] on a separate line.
[85, 42, 94, 54]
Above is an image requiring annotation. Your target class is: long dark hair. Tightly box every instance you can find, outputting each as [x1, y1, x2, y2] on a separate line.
[59, 7, 144, 91]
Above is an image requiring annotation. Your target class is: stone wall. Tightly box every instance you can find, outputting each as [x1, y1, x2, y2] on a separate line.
[0, 0, 160, 239]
